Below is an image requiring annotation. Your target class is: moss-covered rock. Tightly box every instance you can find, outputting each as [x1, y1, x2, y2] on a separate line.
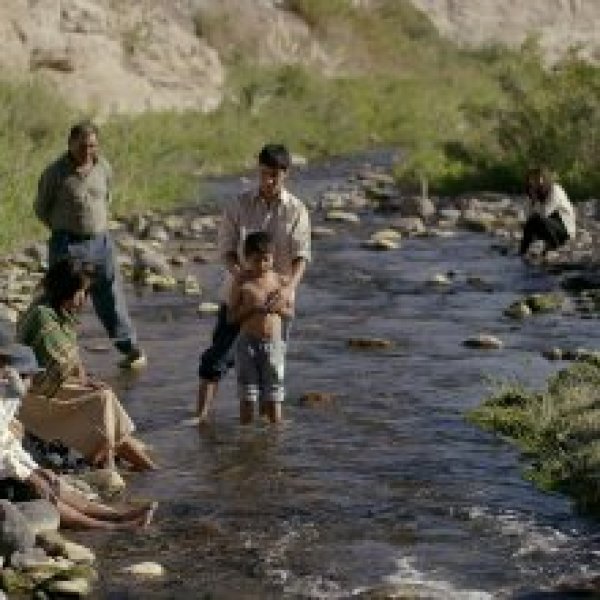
[525, 292, 563, 313]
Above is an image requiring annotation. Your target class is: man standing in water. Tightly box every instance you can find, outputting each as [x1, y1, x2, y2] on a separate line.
[196, 143, 311, 422]
[34, 121, 146, 369]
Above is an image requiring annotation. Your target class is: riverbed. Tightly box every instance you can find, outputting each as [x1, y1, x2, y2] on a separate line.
[75, 151, 599, 599]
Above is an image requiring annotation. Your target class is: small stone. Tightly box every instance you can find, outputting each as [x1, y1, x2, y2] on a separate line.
[428, 273, 451, 286]
[15, 500, 59, 535]
[144, 224, 170, 243]
[181, 275, 201, 296]
[45, 577, 91, 596]
[298, 392, 336, 405]
[197, 302, 220, 316]
[0, 304, 18, 323]
[0, 500, 36, 557]
[10, 547, 55, 570]
[311, 226, 336, 238]
[388, 217, 425, 236]
[504, 301, 532, 319]
[325, 210, 360, 224]
[543, 348, 563, 360]
[463, 334, 503, 350]
[169, 255, 188, 267]
[525, 293, 563, 313]
[347, 338, 393, 349]
[81, 469, 126, 495]
[122, 561, 165, 577]
[361, 238, 399, 251]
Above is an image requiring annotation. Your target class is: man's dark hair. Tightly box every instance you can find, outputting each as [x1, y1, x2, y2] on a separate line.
[69, 120, 99, 142]
[244, 231, 274, 257]
[43, 258, 92, 311]
[258, 144, 290, 170]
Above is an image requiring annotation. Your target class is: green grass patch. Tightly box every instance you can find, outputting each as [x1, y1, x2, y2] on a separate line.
[468, 360, 600, 514]
[1, 1, 599, 252]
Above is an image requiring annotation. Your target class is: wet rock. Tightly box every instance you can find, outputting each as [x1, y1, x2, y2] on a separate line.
[388, 217, 425, 236]
[164, 215, 186, 233]
[15, 500, 59, 535]
[466, 275, 494, 292]
[143, 224, 169, 243]
[461, 209, 496, 232]
[168, 254, 188, 267]
[319, 191, 347, 210]
[438, 208, 461, 223]
[122, 561, 165, 577]
[347, 338, 393, 349]
[10, 547, 54, 570]
[357, 169, 395, 186]
[362, 238, 399, 251]
[0, 304, 18, 323]
[298, 392, 336, 405]
[311, 226, 336, 238]
[401, 196, 436, 220]
[543, 347, 563, 360]
[198, 302, 220, 316]
[428, 273, 451, 286]
[463, 334, 503, 349]
[181, 275, 201, 295]
[1, 567, 34, 593]
[44, 577, 91, 596]
[525, 293, 563, 313]
[147, 274, 178, 291]
[81, 469, 126, 496]
[132, 247, 172, 280]
[363, 184, 397, 202]
[38, 531, 95, 564]
[291, 153, 307, 167]
[554, 572, 600, 594]
[504, 301, 532, 319]
[325, 210, 360, 224]
[0, 500, 36, 558]
[23, 243, 48, 266]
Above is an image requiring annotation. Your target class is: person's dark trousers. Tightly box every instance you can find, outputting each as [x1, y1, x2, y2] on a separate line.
[48, 230, 137, 355]
[198, 304, 240, 381]
[519, 211, 569, 256]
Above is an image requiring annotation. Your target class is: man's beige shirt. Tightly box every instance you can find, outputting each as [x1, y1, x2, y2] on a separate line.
[218, 188, 311, 304]
[34, 153, 112, 236]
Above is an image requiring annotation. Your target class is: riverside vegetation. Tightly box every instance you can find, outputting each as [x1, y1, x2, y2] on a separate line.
[469, 356, 600, 515]
[1, 0, 600, 250]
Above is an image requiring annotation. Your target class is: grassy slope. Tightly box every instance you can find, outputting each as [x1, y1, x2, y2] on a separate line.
[0, 0, 597, 250]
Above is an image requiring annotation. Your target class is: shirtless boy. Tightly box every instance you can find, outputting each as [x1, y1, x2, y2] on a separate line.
[229, 231, 293, 424]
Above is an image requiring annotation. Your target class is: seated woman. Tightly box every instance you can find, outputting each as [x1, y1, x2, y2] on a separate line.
[16, 258, 156, 471]
[0, 343, 156, 530]
[520, 167, 576, 257]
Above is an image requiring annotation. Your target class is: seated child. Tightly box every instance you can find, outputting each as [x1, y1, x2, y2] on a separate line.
[229, 231, 293, 424]
[0, 344, 156, 530]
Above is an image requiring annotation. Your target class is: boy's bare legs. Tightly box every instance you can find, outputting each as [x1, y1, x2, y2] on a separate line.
[263, 401, 282, 424]
[239, 400, 254, 424]
[197, 378, 218, 422]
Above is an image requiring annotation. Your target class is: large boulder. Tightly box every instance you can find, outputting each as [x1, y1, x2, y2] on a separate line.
[0, 500, 36, 559]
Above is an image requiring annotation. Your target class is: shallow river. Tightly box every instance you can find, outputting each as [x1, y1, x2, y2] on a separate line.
[77, 151, 598, 599]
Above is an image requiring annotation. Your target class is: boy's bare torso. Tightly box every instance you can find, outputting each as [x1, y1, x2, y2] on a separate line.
[238, 271, 290, 340]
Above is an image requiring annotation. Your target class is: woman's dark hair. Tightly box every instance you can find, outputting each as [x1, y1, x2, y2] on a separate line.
[525, 166, 553, 200]
[43, 258, 91, 311]
[258, 144, 290, 170]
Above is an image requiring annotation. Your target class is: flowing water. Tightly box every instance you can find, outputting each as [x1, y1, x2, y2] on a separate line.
[76, 151, 598, 599]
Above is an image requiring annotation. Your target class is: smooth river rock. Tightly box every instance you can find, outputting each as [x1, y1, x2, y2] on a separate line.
[463, 334, 503, 349]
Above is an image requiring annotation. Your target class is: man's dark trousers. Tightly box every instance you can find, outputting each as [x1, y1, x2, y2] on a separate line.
[48, 230, 137, 355]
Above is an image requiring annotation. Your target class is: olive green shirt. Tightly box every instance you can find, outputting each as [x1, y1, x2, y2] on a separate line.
[34, 152, 112, 236]
[16, 299, 80, 398]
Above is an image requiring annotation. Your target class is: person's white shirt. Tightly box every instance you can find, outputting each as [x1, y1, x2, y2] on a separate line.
[529, 182, 576, 239]
[0, 368, 39, 480]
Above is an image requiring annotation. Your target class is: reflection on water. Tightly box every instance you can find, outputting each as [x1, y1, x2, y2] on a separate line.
[74, 152, 598, 599]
